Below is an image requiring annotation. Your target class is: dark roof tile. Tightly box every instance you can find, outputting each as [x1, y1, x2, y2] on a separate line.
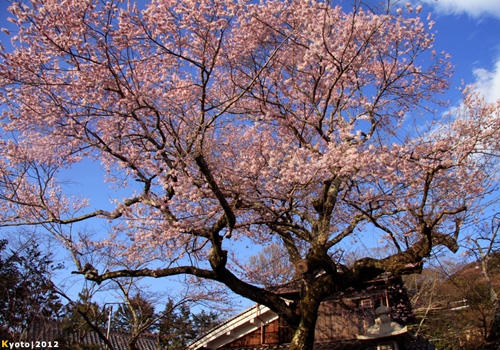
[26, 319, 157, 350]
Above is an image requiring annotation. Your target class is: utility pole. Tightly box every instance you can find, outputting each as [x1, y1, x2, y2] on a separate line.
[104, 302, 125, 349]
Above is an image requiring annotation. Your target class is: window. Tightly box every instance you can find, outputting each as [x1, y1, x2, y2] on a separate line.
[360, 298, 373, 308]
[377, 341, 398, 350]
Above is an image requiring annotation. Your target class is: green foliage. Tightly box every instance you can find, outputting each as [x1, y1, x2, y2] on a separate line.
[60, 291, 220, 350]
[158, 299, 221, 349]
[60, 289, 109, 334]
[111, 292, 155, 333]
[0, 239, 63, 341]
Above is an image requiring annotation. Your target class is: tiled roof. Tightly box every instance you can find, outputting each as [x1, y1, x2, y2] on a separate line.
[216, 339, 434, 350]
[222, 340, 367, 349]
[188, 304, 278, 349]
[67, 331, 157, 350]
[26, 320, 157, 350]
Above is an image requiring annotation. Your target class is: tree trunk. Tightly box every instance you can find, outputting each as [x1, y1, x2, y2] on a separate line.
[289, 318, 317, 350]
[289, 284, 322, 350]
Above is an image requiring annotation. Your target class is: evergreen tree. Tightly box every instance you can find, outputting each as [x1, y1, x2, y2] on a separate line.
[111, 293, 156, 333]
[158, 299, 220, 349]
[0, 239, 62, 341]
[61, 289, 109, 334]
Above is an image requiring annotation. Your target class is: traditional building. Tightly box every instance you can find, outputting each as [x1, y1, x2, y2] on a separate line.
[188, 274, 434, 350]
[21, 320, 157, 350]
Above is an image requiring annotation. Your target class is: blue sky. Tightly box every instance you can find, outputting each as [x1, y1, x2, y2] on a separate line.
[0, 0, 499, 310]
[1, 0, 498, 197]
[0, 0, 498, 113]
[418, 0, 500, 103]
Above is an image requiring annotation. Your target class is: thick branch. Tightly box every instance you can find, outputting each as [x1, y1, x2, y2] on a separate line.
[76, 263, 299, 324]
[351, 231, 459, 279]
[312, 176, 342, 245]
[194, 153, 235, 234]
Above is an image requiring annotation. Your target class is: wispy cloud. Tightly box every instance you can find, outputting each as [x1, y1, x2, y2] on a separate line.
[422, 0, 500, 18]
[473, 59, 500, 103]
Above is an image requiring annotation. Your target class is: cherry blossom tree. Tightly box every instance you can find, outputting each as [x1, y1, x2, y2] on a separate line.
[0, 0, 499, 349]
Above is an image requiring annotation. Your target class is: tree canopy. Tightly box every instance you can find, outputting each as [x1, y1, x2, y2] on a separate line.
[0, 0, 499, 349]
[158, 299, 221, 349]
[0, 239, 62, 341]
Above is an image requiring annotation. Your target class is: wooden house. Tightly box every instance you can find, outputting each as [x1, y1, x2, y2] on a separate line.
[188, 274, 435, 350]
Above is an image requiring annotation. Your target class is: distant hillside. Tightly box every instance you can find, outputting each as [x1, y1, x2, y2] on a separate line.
[405, 255, 500, 350]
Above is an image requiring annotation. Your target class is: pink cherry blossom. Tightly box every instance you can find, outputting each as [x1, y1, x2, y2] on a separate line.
[0, 1, 498, 349]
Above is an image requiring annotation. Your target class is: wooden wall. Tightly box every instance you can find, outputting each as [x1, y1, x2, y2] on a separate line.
[217, 276, 414, 349]
[219, 317, 294, 348]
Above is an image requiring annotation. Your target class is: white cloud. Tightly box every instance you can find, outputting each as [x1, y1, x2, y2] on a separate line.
[422, 0, 500, 18]
[473, 59, 500, 103]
